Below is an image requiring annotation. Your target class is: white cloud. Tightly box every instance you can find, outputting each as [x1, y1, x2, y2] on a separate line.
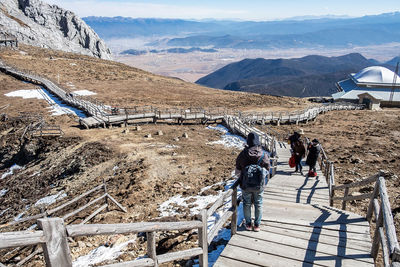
[45, 0, 247, 19]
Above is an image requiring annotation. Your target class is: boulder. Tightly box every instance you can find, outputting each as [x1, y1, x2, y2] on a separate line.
[0, 0, 112, 59]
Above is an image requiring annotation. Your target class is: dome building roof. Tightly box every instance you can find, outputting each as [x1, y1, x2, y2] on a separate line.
[351, 66, 400, 85]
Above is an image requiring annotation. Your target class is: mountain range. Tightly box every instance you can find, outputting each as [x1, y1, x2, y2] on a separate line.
[196, 53, 398, 97]
[84, 12, 400, 49]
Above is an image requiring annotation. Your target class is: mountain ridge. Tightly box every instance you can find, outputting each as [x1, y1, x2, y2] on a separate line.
[196, 53, 380, 97]
[0, 0, 111, 59]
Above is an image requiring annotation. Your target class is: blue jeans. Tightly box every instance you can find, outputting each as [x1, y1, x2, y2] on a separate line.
[242, 190, 263, 226]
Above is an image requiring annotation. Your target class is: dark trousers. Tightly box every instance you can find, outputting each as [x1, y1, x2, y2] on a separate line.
[294, 155, 302, 172]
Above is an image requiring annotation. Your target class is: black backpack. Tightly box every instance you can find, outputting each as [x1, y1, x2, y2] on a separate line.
[240, 151, 266, 192]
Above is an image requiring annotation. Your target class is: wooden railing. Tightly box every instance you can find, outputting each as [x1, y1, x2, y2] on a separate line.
[331, 173, 400, 267]
[0, 218, 207, 267]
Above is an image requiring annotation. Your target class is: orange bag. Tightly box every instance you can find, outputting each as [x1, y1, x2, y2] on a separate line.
[289, 155, 296, 168]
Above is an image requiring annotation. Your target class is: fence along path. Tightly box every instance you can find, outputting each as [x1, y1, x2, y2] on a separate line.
[0, 60, 363, 129]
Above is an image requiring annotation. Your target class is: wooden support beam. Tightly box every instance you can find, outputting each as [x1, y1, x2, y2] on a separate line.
[197, 209, 208, 267]
[146, 232, 158, 267]
[0, 230, 45, 249]
[106, 193, 127, 213]
[37, 218, 72, 267]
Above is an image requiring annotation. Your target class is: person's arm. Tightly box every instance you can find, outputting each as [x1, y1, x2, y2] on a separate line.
[261, 152, 270, 171]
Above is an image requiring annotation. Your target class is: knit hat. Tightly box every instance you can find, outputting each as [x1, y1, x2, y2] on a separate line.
[247, 132, 260, 147]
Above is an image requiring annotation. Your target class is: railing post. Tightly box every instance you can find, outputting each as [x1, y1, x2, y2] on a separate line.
[371, 204, 384, 259]
[198, 209, 208, 267]
[37, 218, 72, 267]
[147, 232, 158, 267]
[342, 187, 349, 210]
[231, 187, 238, 236]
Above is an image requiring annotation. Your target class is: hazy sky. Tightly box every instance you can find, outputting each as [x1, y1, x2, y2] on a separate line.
[45, 0, 399, 20]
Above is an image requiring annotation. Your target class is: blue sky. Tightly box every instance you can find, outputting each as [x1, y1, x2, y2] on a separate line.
[45, 0, 400, 20]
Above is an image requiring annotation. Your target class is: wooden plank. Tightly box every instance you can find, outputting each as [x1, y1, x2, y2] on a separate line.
[208, 210, 233, 244]
[333, 173, 380, 190]
[260, 222, 372, 252]
[379, 177, 400, 255]
[157, 247, 203, 264]
[263, 218, 370, 234]
[147, 232, 158, 267]
[37, 218, 72, 267]
[101, 258, 154, 267]
[106, 194, 127, 213]
[198, 209, 208, 267]
[62, 194, 107, 220]
[228, 233, 374, 266]
[0, 230, 45, 249]
[16, 247, 42, 266]
[333, 192, 373, 203]
[80, 204, 108, 224]
[218, 239, 317, 267]
[47, 184, 103, 215]
[214, 255, 256, 267]
[206, 189, 232, 217]
[238, 229, 374, 264]
[66, 220, 202, 237]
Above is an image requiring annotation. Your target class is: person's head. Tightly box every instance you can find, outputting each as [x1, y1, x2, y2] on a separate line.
[312, 139, 319, 144]
[247, 132, 260, 147]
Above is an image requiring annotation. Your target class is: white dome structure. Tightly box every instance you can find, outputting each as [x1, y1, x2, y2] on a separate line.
[351, 66, 400, 85]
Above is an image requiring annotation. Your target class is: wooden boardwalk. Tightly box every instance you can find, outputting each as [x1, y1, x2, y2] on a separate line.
[215, 145, 374, 267]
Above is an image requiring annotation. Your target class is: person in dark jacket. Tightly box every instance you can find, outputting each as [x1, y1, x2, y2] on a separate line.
[288, 131, 300, 150]
[235, 132, 270, 232]
[292, 139, 306, 175]
[306, 139, 321, 175]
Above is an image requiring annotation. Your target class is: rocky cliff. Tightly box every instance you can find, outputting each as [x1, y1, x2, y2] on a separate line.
[0, 0, 112, 59]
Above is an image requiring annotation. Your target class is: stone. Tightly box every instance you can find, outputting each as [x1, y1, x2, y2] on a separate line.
[173, 137, 180, 142]
[77, 240, 86, 248]
[0, 0, 111, 59]
[122, 129, 129, 134]
[182, 132, 189, 138]
[136, 126, 142, 131]
[156, 130, 163, 136]
[144, 133, 152, 138]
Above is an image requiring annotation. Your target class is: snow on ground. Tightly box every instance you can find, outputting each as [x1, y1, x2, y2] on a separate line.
[0, 189, 8, 197]
[72, 90, 97, 96]
[206, 125, 246, 150]
[34, 191, 67, 207]
[1, 164, 22, 179]
[73, 239, 136, 267]
[0, 208, 10, 216]
[159, 176, 244, 266]
[5, 87, 87, 117]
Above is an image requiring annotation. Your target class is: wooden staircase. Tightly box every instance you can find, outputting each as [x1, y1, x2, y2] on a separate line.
[215, 145, 375, 266]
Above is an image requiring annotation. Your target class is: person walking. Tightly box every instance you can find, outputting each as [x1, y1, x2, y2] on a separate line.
[292, 139, 306, 175]
[306, 139, 321, 177]
[288, 131, 300, 151]
[235, 132, 270, 232]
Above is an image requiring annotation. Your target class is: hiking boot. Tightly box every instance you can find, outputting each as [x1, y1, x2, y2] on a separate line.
[245, 223, 252, 231]
[253, 225, 261, 232]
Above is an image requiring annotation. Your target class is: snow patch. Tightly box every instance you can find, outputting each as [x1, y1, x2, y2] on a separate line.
[72, 90, 97, 96]
[0, 189, 8, 197]
[0, 208, 10, 216]
[72, 239, 136, 267]
[207, 125, 246, 150]
[34, 191, 67, 207]
[1, 164, 22, 179]
[5, 87, 87, 117]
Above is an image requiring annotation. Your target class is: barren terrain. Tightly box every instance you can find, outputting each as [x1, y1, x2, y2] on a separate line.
[0, 45, 399, 266]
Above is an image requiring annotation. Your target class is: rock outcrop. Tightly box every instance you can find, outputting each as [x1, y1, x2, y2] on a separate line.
[0, 0, 112, 59]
